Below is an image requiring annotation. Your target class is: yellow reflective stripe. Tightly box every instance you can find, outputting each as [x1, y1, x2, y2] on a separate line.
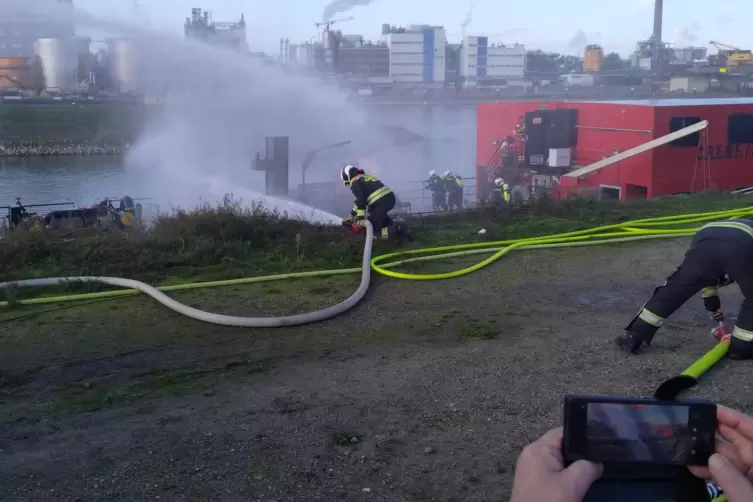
[702, 222, 753, 238]
[733, 326, 753, 341]
[367, 186, 392, 205]
[355, 209, 366, 217]
[701, 286, 719, 298]
[380, 227, 389, 238]
[638, 308, 664, 327]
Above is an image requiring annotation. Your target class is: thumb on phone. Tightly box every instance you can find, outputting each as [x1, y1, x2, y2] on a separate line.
[709, 454, 753, 501]
[560, 460, 603, 499]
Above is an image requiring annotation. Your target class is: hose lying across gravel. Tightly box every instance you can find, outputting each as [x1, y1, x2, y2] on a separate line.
[2, 206, 753, 328]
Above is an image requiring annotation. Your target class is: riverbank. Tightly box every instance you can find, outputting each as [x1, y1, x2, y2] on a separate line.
[0, 140, 129, 157]
[1, 193, 752, 500]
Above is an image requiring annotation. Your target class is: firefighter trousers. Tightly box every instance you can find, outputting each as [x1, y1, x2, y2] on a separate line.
[367, 192, 396, 239]
[448, 188, 463, 209]
[626, 230, 753, 358]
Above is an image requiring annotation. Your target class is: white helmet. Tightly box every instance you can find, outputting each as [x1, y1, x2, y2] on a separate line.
[340, 164, 359, 185]
[494, 178, 504, 187]
[428, 170, 436, 176]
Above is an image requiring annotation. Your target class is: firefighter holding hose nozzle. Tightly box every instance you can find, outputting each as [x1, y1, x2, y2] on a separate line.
[617, 218, 753, 360]
[341, 164, 404, 243]
[426, 170, 447, 212]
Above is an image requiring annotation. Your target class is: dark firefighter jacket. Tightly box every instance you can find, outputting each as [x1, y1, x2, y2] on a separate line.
[426, 175, 444, 192]
[349, 174, 393, 219]
[696, 219, 753, 311]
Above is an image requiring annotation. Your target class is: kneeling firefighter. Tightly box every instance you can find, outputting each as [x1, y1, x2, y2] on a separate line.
[341, 164, 400, 242]
[617, 219, 753, 360]
[492, 177, 511, 204]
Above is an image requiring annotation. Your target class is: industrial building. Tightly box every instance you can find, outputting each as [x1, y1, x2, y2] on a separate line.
[0, 0, 74, 59]
[106, 38, 137, 93]
[669, 75, 710, 93]
[337, 44, 390, 79]
[476, 98, 753, 202]
[0, 57, 31, 89]
[184, 8, 247, 51]
[381, 24, 446, 84]
[33, 38, 75, 92]
[583, 45, 603, 72]
[459, 36, 525, 85]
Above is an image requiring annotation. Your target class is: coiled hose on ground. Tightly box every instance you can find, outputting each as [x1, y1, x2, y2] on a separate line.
[2, 206, 753, 327]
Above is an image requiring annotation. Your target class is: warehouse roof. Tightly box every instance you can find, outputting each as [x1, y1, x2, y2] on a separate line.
[579, 97, 753, 107]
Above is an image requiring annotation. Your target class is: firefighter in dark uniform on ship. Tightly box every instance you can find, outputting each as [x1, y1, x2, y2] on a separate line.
[617, 218, 753, 360]
[341, 164, 397, 241]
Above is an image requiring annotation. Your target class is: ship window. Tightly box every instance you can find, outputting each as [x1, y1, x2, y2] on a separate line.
[668, 116, 701, 147]
[728, 113, 753, 144]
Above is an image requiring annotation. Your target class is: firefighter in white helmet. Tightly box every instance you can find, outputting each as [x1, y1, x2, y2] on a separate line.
[341, 164, 397, 241]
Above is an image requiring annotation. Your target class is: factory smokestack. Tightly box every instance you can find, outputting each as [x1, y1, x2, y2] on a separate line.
[653, 0, 663, 41]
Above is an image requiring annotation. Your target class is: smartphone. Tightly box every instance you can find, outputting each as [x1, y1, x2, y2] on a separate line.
[563, 395, 716, 467]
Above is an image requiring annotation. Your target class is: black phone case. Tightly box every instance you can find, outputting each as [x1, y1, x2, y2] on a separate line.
[583, 476, 710, 502]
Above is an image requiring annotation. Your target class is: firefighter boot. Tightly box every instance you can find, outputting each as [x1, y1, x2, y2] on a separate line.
[393, 220, 412, 243]
[615, 329, 654, 354]
[728, 335, 753, 360]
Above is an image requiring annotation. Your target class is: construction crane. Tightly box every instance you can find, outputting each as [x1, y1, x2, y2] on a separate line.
[708, 40, 753, 67]
[315, 16, 354, 30]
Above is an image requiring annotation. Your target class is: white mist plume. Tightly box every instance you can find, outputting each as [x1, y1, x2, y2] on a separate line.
[2, 0, 398, 223]
[671, 23, 700, 46]
[460, 3, 474, 38]
[321, 0, 376, 23]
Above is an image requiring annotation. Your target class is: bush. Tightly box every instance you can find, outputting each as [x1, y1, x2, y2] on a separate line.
[0, 198, 354, 283]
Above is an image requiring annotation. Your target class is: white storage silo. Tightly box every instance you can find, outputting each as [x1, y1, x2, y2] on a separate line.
[33, 38, 74, 92]
[107, 38, 138, 93]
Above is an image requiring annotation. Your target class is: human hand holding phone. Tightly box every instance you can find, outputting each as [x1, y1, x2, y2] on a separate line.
[689, 406, 753, 501]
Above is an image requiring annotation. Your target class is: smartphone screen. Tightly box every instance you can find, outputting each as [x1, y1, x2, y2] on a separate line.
[585, 402, 695, 464]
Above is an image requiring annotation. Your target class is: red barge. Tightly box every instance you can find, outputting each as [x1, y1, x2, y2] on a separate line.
[476, 98, 753, 201]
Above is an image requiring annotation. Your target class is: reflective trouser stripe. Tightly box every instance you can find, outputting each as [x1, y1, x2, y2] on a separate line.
[638, 308, 664, 327]
[380, 227, 389, 238]
[356, 209, 366, 217]
[367, 186, 392, 205]
[702, 222, 753, 238]
[701, 286, 719, 298]
[733, 326, 753, 341]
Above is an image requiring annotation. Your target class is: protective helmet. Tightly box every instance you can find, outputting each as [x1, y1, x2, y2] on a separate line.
[428, 170, 436, 177]
[494, 178, 504, 187]
[340, 164, 359, 185]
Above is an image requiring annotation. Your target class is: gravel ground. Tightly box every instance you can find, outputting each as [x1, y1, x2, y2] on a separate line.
[0, 239, 749, 501]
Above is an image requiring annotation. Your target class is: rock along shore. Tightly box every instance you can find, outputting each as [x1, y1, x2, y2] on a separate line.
[0, 141, 129, 157]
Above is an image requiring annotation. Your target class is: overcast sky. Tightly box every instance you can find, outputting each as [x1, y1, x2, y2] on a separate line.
[73, 0, 749, 57]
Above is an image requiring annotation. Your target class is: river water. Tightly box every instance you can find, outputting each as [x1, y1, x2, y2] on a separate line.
[0, 105, 478, 216]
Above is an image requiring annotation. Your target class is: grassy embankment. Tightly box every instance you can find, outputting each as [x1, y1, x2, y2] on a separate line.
[0, 103, 148, 142]
[2, 192, 751, 293]
[0, 192, 751, 423]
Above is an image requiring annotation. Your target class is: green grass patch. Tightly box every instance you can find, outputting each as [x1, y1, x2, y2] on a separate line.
[2, 192, 750, 301]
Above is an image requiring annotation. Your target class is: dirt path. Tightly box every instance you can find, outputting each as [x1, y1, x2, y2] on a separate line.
[1, 240, 750, 501]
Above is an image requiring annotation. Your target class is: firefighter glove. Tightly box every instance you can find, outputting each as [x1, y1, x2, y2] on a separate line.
[709, 311, 725, 322]
[357, 219, 367, 228]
